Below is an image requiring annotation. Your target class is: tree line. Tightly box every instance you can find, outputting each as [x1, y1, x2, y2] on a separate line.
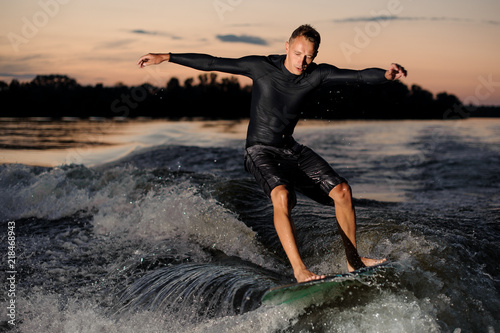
[0, 74, 495, 120]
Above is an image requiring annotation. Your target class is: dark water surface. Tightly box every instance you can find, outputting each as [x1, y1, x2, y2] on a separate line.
[1, 118, 499, 332]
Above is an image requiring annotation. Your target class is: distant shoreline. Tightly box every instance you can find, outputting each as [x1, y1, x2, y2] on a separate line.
[1, 74, 499, 120]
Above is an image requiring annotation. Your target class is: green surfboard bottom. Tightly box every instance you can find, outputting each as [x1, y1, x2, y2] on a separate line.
[261, 263, 391, 305]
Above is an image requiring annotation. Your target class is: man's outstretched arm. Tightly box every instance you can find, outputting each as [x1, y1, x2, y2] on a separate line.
[357, 63, 407, 84]
[322, 62, 407, 86]
[137, 52, 255, 77]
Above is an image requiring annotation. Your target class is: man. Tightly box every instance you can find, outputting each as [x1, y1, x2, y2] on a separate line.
[138, 24, 407, 283]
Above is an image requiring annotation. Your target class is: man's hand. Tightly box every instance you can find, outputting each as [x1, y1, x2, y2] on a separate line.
[385, 63, 407, 81]
[137, 53, 170, 68]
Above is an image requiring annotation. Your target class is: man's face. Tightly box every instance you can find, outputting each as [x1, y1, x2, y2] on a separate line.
[284, 35, 317, 75]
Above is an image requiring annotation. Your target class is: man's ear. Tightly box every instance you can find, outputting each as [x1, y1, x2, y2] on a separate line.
[285, 40, 289, 52]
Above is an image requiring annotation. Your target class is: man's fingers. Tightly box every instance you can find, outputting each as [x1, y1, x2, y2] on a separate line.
[388, 64, 407, 79]
[139, 59, 152, 68]
[137, 54, 153, 68]
[392, 63, 407, 78]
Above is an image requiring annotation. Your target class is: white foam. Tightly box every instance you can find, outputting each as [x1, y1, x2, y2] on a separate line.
[0, 163, 270, 269]
[92, 179, 269, 268]
[320, 292, 441, 332]
[8, 291, 307, 333]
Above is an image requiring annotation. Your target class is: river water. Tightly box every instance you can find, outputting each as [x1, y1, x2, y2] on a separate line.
[0, 118, 499, 332]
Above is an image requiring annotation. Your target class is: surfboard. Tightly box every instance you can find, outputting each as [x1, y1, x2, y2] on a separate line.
[261, 262, 392, 306]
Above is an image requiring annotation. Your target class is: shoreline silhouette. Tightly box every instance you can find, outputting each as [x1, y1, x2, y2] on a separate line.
[1, 74, 497, 120]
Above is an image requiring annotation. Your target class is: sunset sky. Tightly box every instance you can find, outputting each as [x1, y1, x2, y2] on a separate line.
[1, 0, 500, 105]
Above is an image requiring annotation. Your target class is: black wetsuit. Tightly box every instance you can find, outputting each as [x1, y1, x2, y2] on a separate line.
[169, 53, 388, 148]
[169, 53, 388, 205]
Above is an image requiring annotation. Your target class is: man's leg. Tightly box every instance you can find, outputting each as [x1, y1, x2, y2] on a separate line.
[271, 185, 325, 283]
[329, 183, 386, 271]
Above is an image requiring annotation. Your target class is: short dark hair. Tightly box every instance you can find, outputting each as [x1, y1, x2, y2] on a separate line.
[289, 24, 321, 51]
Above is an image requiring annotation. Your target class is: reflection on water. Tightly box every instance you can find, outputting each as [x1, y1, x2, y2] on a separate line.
[0, 118, 247, 167]
[1, 117, 498, 172]
[0, 118, 127, 150]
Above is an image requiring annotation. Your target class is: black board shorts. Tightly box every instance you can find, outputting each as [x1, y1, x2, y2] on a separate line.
[244, 142, 347, 207]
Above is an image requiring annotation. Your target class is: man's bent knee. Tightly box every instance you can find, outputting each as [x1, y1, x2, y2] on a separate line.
[271, 185, 293, 211]
[329, 182, 352, 204]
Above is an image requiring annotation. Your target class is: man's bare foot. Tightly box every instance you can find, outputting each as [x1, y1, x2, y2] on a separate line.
[295, 269, 326, 283]
[347, 257, 386, 272]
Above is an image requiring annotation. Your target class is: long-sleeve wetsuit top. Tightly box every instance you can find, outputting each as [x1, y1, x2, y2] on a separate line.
[169, 53, 388, 148]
